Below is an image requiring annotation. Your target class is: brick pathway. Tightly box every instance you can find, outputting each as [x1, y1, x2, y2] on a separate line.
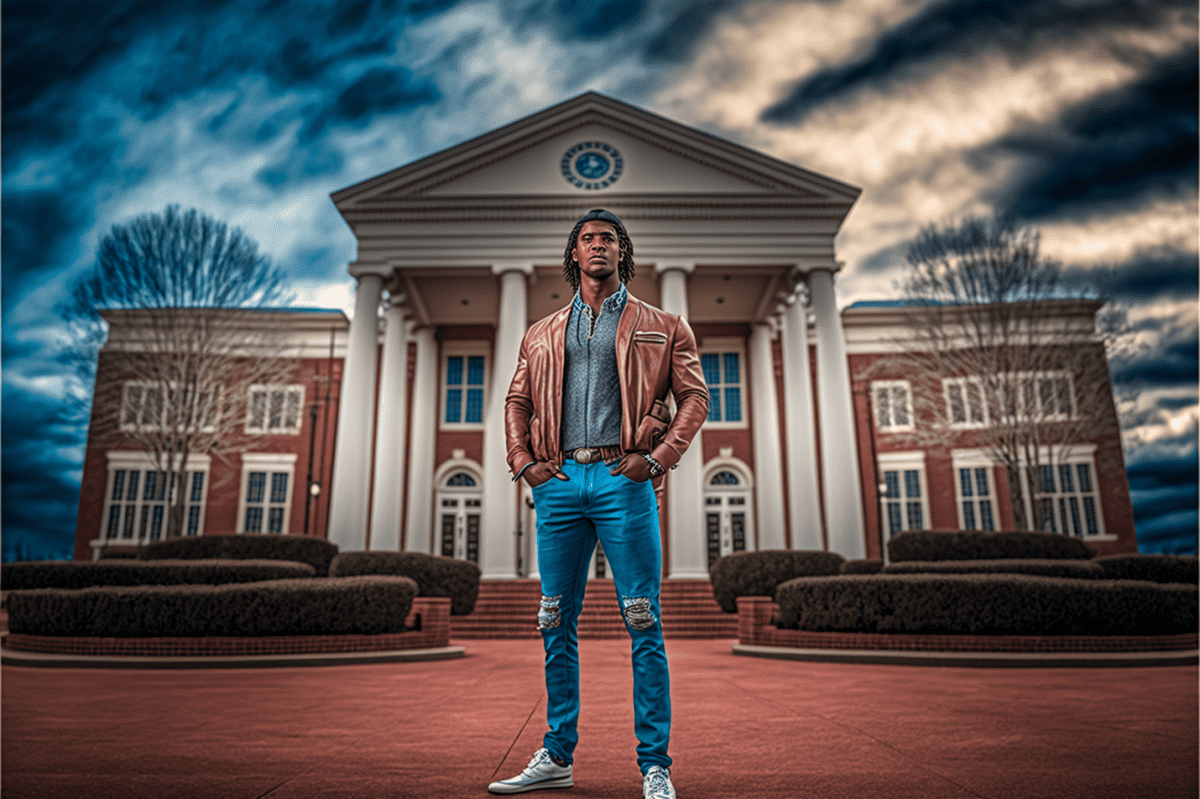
[3, 638, 1197, 798]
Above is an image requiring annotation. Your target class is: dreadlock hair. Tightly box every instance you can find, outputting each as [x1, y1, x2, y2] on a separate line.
[561, 219, 635, 294]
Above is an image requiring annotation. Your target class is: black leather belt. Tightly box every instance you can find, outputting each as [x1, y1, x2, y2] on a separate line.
[563, 446, 622, 464]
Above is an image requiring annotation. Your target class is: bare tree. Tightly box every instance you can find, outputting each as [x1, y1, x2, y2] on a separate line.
[62, 205, 294, 541]
[868, 216, 1121, 531]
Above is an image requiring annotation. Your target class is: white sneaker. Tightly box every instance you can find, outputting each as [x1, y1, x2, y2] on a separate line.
[488, 748, 573, 794]
[643, 766, 675, 799]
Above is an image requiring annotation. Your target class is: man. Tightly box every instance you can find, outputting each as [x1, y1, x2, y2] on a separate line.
[489, 209, 708, 799]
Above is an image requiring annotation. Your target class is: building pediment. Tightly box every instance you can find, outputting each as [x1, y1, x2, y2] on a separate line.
[332, 92, 859, 215]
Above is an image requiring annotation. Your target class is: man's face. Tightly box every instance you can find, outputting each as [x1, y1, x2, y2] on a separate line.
[573, 221, 621, 283]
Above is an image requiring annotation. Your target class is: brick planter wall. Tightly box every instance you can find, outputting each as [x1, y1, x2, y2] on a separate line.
[3, 597, 451, 658]
[734, 596, 1199, 653]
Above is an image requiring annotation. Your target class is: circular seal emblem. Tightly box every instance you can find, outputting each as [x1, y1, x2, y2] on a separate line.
[561, 141, 624, 190]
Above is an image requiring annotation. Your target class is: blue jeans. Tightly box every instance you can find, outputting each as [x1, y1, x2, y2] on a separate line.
[531, 459, 671, 775]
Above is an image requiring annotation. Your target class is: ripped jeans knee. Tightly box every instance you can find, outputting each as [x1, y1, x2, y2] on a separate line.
[538, 595, 563, 630]
[621, 596, 657, 631]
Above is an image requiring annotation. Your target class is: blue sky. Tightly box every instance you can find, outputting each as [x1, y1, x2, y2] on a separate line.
[3, 0, 1196, 559]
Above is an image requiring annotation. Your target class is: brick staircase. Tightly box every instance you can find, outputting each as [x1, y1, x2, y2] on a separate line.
[450, 579, 737, 639]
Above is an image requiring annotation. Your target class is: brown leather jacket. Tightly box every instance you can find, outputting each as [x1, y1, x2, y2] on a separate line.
[505, 292, 709, 480]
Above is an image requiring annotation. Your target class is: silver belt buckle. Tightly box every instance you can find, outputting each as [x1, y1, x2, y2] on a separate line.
[574, 448, 598, 464]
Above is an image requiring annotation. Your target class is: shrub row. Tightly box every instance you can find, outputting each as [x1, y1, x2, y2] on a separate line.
[887, 531, 1095, 562]
[774, 574, 1198, 636]
[841, 559, 884, 575]
[329, 552, 481, 615]
[6, 576, 416, 637]
[1, 559, 315, 591]
[137, 534, 339, 576]
[709, 550, 844, 613]
[883, 559, 1104, 580]
[1093, 554, 1198, 585]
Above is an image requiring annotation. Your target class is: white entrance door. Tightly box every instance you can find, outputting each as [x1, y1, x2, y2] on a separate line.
[705, 470, 750, 570]
[438, 472, 481, 563]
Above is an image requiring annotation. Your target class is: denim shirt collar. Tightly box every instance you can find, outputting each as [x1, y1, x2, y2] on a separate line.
[572, 283, 628, 318]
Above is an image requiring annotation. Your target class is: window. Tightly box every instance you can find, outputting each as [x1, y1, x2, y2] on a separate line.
[1032, 459, 1103, 538]
[100, 451, 210, 543]
[944, 377, 986, 428]
[872, 381, 913, 431]
[877, 452, 928, 538]
[246, 385, 304, 435]
[700, 341, 747, 426]
[959, 467, 996, 531]
[238, 454, 296, 534]
[1019, 371, 1074, 421]
[441, 349, 487, 428]
[121, 381, 217, 432]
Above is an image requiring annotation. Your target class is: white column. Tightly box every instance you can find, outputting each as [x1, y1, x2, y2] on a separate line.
[781, 283, 824, 549]
[404, 325, 438, 554]
[656, 263, 708, 579]
[480, 264, 533, 580]
[368, 295, 410, 551]
[749, 322, 787, 549]
[327, 272, 384, 553]
[809, 268, 866, 559]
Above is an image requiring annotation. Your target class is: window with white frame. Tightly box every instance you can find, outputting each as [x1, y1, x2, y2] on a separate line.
[238, 453, 296, 534]
[101, 451, 210, 543]
[246, 385, 304, 435]
[951, 452, 998, 532]
[441, 348, 487, 428]
[121, 381, 217, 432]
[944, 377, 987, 428]
[872, 380, 914, 432]
[1019, 371, 1075, 421]
[877, 452, 928, 538]
[700, 340, 746, 426]
[1031, 456, 1104, 538]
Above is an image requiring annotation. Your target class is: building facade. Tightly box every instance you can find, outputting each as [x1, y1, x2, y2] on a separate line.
[73, 93, 1137, 566]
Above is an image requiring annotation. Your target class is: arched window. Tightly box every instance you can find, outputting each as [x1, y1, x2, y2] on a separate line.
[709, 471, 740, 486]
[446, 472, 477, 487]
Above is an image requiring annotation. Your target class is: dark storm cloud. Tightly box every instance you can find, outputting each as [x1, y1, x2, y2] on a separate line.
[1, 390, 86, 560]
[1110, 326, 1199, 388]
[760, 0, 1192, 124]
[517, 0, 648, 41]
[643, 0, 737, 63]
[1, 191, 92, 296]
[297, 66, 441, 143]
[1072, 247, 1200, 303]
[989, 46, 1198, 222]
[1126, 439, 1199, 554]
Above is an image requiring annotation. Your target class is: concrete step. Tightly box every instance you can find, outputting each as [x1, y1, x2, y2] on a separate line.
[452, 579, 736, 639]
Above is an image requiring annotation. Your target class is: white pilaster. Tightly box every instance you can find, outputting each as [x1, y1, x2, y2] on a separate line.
[480, 263, 533, 580]
[327, 272, 384, 553]
[749, 322, 787, 549]
[809, 268, 866, 559]
[656, 263, 708, 579]
[404, 325, 438, 554]
[781, 283, 824, 549]
[368, 295, 410, 551]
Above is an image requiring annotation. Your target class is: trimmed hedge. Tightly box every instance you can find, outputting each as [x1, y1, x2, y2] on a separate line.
[841, 559, 884, 575]
[1, 559, 315, 591]
[6, 576, 416, 637]
[329, 551, 481, 615]
[775, 573, 1198, 635]
[710, 550, 845, 613]
[888, 530, 1095, 562]
[883, 559, 1104, 580]
[1094, 554, 1199, 585]
[137, 534, 338, 575]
